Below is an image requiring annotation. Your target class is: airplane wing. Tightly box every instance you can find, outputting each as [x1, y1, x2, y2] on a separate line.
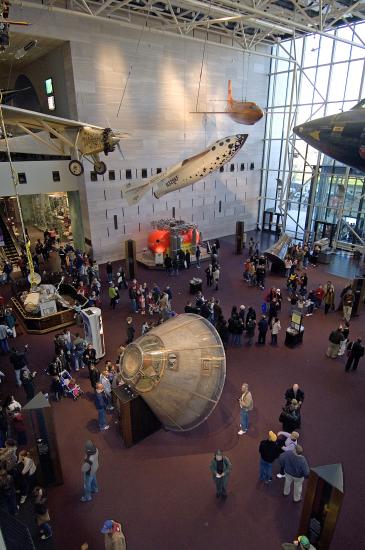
[0, 104, 113, 136]
[190, 111, 230, 114]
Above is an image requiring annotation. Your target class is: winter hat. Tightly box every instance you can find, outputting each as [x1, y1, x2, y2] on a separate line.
[85, 440, 96, 455]
[268, 431, 277, 442]
[298, 535, 310, 549]
[291, 431, 300, 440]
[101, 520, 113, 534]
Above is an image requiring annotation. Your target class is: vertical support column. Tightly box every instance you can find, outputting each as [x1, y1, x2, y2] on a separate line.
[67, 191, 85, 251]
[332, 166, 350, 250]
[304, 158, 320, 243]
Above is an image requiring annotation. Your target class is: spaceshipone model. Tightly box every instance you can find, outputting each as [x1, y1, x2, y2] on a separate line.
[293, 100, 365, 173]
[124, 133, 248, 205]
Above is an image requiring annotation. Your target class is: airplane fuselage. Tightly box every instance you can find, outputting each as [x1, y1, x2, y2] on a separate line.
[293, 105, 365, 172]
[77, 127, 119, 155]
[226, 99, 264, 126]
[154, 134, 247, 198]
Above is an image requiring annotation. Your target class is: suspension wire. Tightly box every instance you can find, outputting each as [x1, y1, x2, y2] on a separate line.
[244, 52, 250, 101]
[116, 5, 152, 118]
[195, 0, 213, 113]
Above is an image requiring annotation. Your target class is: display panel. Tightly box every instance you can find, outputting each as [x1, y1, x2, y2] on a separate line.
[45, 78, 53, 95]
[47, 96, 56, 111]
[291, 312, 302, 326]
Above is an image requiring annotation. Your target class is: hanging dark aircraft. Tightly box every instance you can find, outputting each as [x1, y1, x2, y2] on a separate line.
[293, 100, 365, 173]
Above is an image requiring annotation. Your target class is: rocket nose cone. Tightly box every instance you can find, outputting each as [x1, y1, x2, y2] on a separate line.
[236, 134, 248, 146]
[293, 122, 320, 143]
[293, 124, 302, 137]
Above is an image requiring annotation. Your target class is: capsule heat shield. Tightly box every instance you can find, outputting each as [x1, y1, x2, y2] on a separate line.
[120, 314, 226, 431]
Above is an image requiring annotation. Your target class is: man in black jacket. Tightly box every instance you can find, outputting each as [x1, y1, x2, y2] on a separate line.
[326, 326, 344, 358]
[257, 315, 269, 345]
[279, 445, 310, 502]
[285, 384, 305, 407]
[345, 337, 364, 372]
[9, 346, 28, 386]
[184, 302, 199, 314]
[126, 317, 135, 344]
[83, 344, 97, 369]
[259, 431, 279, 483]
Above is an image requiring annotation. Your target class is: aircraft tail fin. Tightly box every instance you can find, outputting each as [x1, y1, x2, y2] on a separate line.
[123, 180, 152, 206]
[227, 80, 233, 103]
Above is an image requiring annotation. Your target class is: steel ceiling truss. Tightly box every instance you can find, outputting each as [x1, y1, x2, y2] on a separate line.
[14, 0, 365, 50]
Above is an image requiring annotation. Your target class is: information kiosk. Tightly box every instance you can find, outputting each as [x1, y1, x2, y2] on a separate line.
[285, 311, 304, 348]
[81, 307, 105, 359]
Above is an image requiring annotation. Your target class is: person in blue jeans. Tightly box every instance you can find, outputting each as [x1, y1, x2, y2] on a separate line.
[238, 383, 253, 435]
[258, 431, 280, 483]
[95, 383, 109, 431]
[0, 324, 10, 354]
[81, 440, 99, 503]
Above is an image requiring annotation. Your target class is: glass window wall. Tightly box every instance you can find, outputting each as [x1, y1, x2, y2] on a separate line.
[261, 22, 365, 249]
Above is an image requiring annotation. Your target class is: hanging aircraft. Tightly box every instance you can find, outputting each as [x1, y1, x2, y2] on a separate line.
[0, 0, 31, 52]
[293, 100, 365, 173]
[0, 104, 128, 175]
[123, 134, 248, 206]
[191, 80, 264, 126]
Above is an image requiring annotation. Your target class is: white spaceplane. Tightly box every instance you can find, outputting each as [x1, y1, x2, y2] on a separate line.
[123, 134, 248, 205]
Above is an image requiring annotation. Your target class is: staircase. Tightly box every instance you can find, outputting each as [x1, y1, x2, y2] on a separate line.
[0, 215, 20, 267]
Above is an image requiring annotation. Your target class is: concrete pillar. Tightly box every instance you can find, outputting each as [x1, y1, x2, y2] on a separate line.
[67, 191, 84, 251]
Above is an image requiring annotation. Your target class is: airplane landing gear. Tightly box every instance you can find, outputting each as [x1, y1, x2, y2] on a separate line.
[94, 161, 107, 175]
[69, 160, 84, 176]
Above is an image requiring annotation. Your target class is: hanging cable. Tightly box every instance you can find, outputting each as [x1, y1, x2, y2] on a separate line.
[116, 6, 152, 118]
[195, 0, 213, 113]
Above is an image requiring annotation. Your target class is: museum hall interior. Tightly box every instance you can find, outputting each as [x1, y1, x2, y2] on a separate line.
[1, 0, 365, 548]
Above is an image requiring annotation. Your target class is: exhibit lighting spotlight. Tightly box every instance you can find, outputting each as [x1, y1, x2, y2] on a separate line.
[15, 39, 37, 60]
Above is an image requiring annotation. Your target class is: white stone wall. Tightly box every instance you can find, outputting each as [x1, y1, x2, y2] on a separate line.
[10, 7, 271, 262]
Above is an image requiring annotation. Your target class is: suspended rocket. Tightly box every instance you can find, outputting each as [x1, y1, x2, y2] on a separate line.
[123, 134, 248, 205]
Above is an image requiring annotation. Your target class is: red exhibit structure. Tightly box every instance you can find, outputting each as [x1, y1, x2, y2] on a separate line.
[147, 226, 200, 255]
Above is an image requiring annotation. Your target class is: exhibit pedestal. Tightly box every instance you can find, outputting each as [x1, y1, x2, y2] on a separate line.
[112, 385, 161, 447]
[298, 464, 344, 549]
[285, 326, 304, 347]
[189, 279, 202, 294]
[23, 393, 63, 487]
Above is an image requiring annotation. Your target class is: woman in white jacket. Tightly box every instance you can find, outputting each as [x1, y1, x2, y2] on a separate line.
[271, 317, 281, 346]
[18, 449, 37, 504]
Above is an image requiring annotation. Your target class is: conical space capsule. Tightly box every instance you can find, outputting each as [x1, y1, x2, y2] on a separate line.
[120, 314, 226, 431]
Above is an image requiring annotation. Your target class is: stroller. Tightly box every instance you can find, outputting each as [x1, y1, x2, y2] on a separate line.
[59, 370, 83, 400]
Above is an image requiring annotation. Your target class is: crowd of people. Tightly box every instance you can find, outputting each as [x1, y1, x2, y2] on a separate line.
[0, 439, 52, 540]
[0, 230, 364, 549]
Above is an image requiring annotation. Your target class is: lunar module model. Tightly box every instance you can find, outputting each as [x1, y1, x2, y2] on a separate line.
[148, 218, 200, 258]
[119, 313, 226, 431]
